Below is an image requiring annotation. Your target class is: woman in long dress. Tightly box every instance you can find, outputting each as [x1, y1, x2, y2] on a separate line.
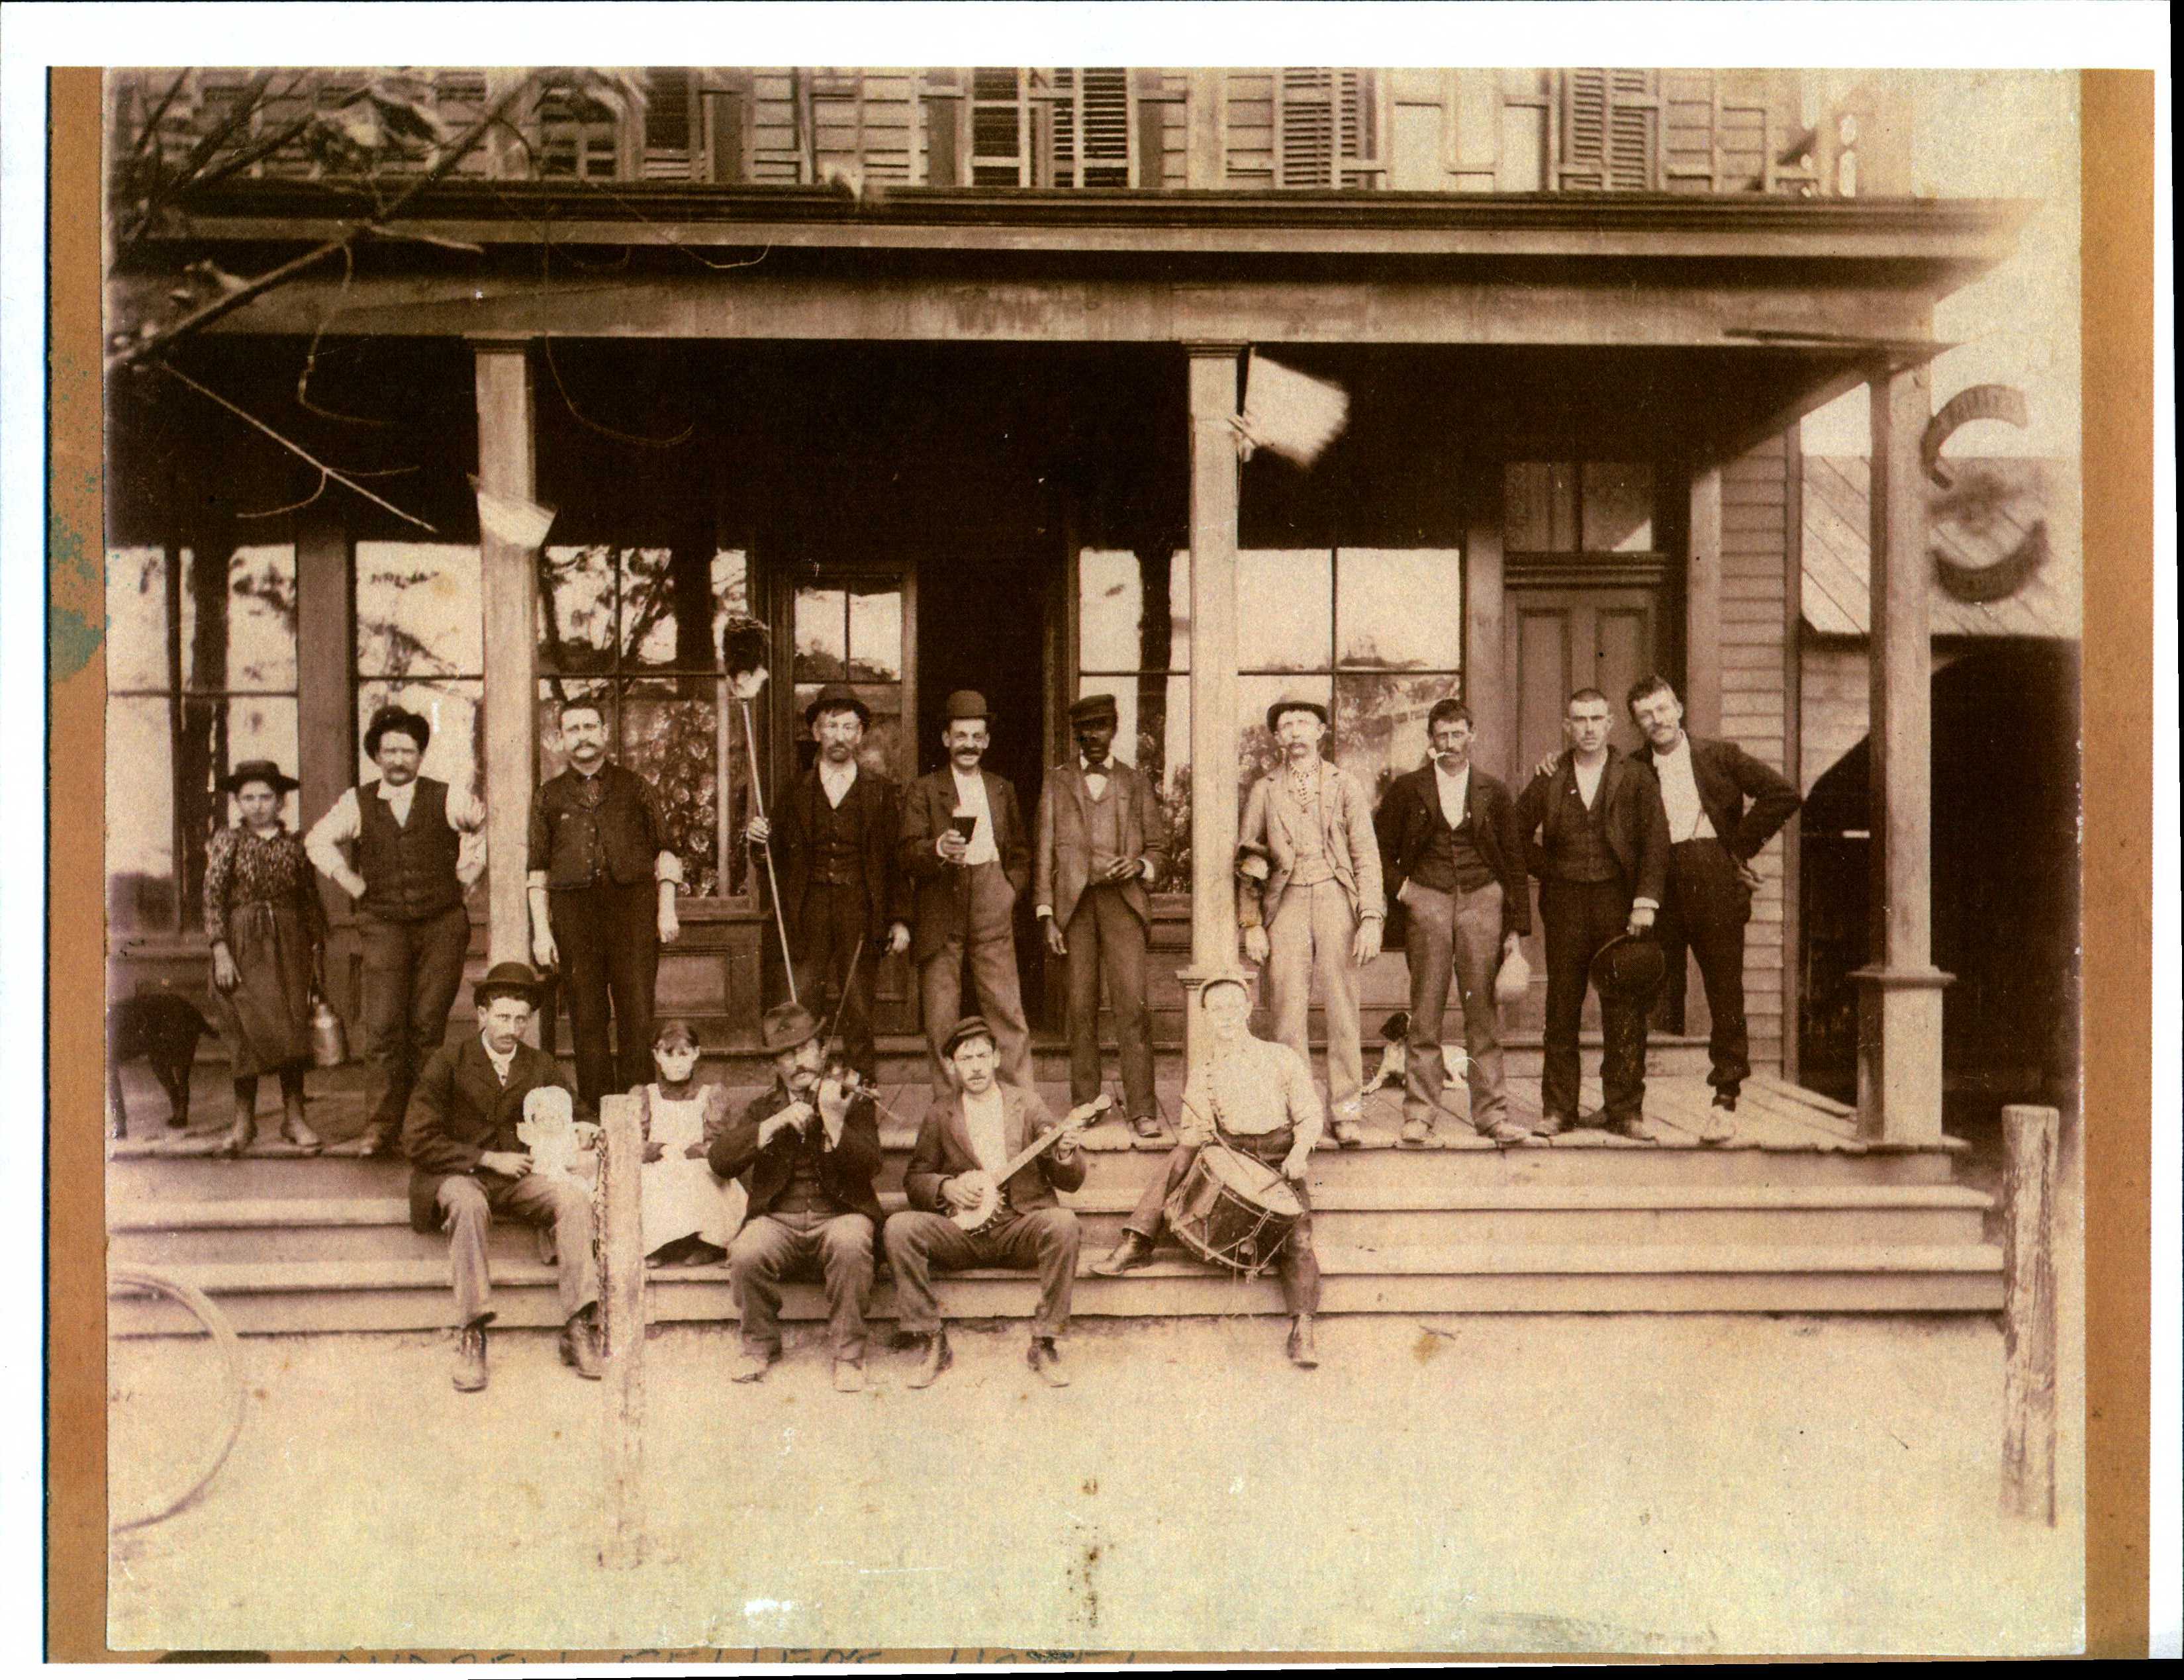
[203, 759, 327, 1156]
[636, 1019, 747, 1265]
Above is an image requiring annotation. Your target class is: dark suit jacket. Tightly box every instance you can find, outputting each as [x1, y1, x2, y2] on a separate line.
[1034, 759, 1168, 931]
[403, 1035, 593, 1233]
[771, 765, 904, 944]
[1514, 748, 1671, 907]
[1636, 735, 1802, 862]
[1375, 763, 1533, 943]
[903, 1084, 1086, 1215]
[706, 1080, 886, 1229]
[898, 766, 1032, 964]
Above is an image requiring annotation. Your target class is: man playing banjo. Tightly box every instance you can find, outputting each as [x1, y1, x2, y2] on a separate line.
[1091, 974, 1326, 1370]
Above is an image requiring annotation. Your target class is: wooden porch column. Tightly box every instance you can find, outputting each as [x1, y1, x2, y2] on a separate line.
[473, 338, 540, 968]
[295, 508, 356, 929]
[1462, 461, 1508, 757]
[1852, 360, 1949, 1144]
[1684, 463, 1724, 735]
[1180, 344, 1245, 1068]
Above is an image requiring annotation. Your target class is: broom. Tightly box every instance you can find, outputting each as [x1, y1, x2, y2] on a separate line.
[720, 616, 798, 1003]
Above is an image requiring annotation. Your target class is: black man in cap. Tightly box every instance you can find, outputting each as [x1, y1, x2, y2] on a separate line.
[898, 690, 1035, 1098]
[745, 682, 910, 1083]
[709, 1001, 886, 1393]
[1035, 692, 1170, 1139]
[305, 703, 487, 1157]
[400, 962, 601, 1393]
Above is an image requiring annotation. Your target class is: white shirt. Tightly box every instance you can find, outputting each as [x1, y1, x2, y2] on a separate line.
[818, 759, 858, 808]
[1433, 761, 1472, 829]
[480, 1033, 518, 1088]
[1651, 735, 1718, 843]
[949, 767, 999, 866]
[1080, 755, 1110, 804]
[1573, 755, 1607, 808]
[962, 1086, 1009, 1177]
[305, 779, 488, 890]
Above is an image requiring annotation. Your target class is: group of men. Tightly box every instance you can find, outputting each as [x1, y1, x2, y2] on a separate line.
[310, 668, 1798, 1391]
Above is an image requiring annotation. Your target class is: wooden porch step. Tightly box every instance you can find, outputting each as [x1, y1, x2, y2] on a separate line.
[107, 1240, 2005, 1336]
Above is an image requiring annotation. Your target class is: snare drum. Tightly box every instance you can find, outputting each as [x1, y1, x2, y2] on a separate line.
[1163, 1144, 1304, 1275]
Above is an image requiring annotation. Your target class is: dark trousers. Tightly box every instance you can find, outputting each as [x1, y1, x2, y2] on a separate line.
[548, 881, 659, 1110]
[1063, 888, 1156, 1119]
[1123, 1128, 1321, 1315]
[794, 880, 879, 1080]
[358, 904, 471, 1137]
[728, 1209, 876, 1362]
[1539, 877, 1648, 1125]
[1654, 839, 1753, 1095]
[884, 1206, 1080, 1340]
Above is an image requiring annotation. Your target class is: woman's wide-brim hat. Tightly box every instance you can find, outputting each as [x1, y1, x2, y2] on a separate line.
[803, 683, 872, 727]
[222, 759, 300, 796]
[761, 1001, 824, 1057]
[1589, 933, 1666, 1003]
[364, 703, 432, 758]
[473, 960, 547, 1010]
[1265, 691, 1329, 733]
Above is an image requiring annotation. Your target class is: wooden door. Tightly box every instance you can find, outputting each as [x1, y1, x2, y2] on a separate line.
[1499, 586, 1662, 1033]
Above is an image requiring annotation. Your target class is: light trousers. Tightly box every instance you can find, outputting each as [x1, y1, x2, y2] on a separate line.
[1266, 880, 1364, 1117]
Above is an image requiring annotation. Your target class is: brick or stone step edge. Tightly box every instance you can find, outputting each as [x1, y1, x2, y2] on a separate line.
[109, 1182, 1995, 1235]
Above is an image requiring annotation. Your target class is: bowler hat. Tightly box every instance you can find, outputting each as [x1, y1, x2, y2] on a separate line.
[473, 960, 547, 1010]
[803, 683, 872, 728]
[761, 1002, 823, 1057]
[943, 689, 990, 723]
[1589, 933, 1666, 1003]
[222, 758, 300, 796]
[1068, 692, 1119, 725]
[941, 1015, 997, 1059]
[363, 703, 432, 758]
[1234, 841, 1272, 881]
[1265, 691, 1329, 733]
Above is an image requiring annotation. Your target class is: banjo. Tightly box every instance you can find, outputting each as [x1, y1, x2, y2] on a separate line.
[949, 1095, 1112, 1233]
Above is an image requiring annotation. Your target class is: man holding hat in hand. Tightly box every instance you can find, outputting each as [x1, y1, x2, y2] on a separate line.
[1035, 692, 1170, 1140]
[305, 702, 487, 1157]
[745, 682, 910, 1084]
[898, 690, 1035, 1098]
[1237, 691, 1385, 1144]
[400, 961, 601, 1393]
[710, 1001, 886, 1392]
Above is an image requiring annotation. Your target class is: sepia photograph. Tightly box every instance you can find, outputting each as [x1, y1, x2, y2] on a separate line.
[26, 5, 2166, 1660]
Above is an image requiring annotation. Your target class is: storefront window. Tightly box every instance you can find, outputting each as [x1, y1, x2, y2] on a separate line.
[356, 541, 486, 796]
[1076, 549, 1192, 885]
[536, 545, 753, 898]
[107, 543, 301, 936]
[792, 581, 910, 781]
[1506, 461, 1656, 553]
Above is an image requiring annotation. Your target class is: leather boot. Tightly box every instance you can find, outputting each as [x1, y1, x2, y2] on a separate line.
[1090, 1231, 1156, 1277]
[1286, 1313, 1319, 1368]
[279, 1074, 322, 1153]
[906, 1329, 953, 1390]
[559, 1306, 604, 1380]
[1026, 1336, 1070, 1387]
[220, 1078, 259, 1158]
[451, 1319, 489, 1392]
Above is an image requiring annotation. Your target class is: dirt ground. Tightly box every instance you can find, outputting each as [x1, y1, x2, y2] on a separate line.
[105, 1304, 2085, 1659]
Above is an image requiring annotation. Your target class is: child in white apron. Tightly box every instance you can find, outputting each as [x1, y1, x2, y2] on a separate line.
[636, 1019, 747, 1266]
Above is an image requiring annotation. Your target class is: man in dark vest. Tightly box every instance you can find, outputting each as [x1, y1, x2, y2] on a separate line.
[305, 703, 485, 1157]
[744, 683, 910, 1084]
[1035, 692, 1170, 1139]
[527, 696, 685, 1109]
[1513, 688, 1672, 1140]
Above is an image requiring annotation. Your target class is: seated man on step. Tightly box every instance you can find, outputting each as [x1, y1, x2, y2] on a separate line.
[1092, 972, 1326, 1369]
[886, 1016, 1084, 1391]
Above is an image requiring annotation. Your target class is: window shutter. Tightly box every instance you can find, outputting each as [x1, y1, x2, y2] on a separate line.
[1278, 66, 1335, 187]
[1560, 68, 1609, 189]
[1560, 68, 1657, 191]
[1078, 67, 1131, 186]
[970, 67, 1027, 185]
[1335, 69, 1379, 187]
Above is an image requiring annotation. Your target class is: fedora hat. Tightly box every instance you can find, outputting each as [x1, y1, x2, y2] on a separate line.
[941, 1014, 998, 1059]
[943, 689, 990, 723]
[1589, 933, 1666, 1003]
[473, 960, 547, 1010]
[760, 1001, 823, 1057]
[1264, 691, 1329, 733]
[802, 683, 872, 728]
[1068, 692, 1119, 725]
[363, 703, 432, 758]
[222, 759, 300, 796]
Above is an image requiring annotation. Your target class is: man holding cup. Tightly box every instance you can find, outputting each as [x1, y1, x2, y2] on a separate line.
[898, 690, 1035, 1098]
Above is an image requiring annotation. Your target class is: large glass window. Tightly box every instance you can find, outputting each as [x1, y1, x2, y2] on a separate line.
[536, 545, 753, 899]
[1076, 547, 1192, 886]
[1505, 461, 1657, 553]
[106, 543, 301, 936]
[792, 581, 908, 780]
[354, 541, 485, 798]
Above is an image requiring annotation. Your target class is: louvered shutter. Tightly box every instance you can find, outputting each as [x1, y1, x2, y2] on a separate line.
[970, 67, 1027, 185]
[1278, 66, 1335, 187]
[1335, 69, 1379, 187]
[1558, 68, 1656, 191]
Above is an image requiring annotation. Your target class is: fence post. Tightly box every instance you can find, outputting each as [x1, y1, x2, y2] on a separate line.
[596, 1093, 646, 1567]
[2000, 1103, 2059, 1525]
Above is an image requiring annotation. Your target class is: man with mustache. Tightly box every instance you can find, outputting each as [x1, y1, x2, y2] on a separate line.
[1374, 698, 1533, 1146]
[898, 690, 1035, 1097]
[1035, 692, 1170, 1141]
[526, 696, 685, 1110]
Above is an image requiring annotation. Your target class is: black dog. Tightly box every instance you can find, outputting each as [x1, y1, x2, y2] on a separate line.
[109, 992, 211, 1138]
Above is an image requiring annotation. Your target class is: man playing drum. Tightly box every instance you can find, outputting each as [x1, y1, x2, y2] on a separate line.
[1090, 974, 1326, 1368]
